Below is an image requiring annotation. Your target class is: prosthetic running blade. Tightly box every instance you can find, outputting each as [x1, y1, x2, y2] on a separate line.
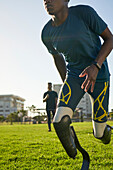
[71, 126, 90, 170]
[53, 116, 90, 170]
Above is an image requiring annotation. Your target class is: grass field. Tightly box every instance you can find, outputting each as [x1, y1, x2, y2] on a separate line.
[0, 121, 113, 170]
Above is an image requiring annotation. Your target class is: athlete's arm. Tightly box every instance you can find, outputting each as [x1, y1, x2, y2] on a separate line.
[95, 27, 113, 65]
[52, 53, 67, 82]
[55, 97, 58, 104]
[55, 97, 58, 111]
[79, 27, 113, 92]
[43, 94, 49, 102]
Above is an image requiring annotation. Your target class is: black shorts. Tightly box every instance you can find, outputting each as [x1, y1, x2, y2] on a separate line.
[58, 76, 109, 123]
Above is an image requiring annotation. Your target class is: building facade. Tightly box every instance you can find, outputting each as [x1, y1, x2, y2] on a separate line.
[0, 95, 25, 117]
[53, 84, 92, 118]
[77, 93, 92, 117]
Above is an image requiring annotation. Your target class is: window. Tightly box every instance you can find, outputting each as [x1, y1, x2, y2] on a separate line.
[5, 110, 10, 112]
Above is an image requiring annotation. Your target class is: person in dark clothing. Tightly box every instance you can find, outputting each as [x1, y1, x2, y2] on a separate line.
[43, 82, 58, 131]
[41, 0, 113, 166]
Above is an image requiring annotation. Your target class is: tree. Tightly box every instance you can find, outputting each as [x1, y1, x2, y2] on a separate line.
[6, 112, 19, 125]
[0, 116, 5, 122]
[26, 105, 36, 112]
[26, 105, 36, 124]
[18, 110, 27, 124]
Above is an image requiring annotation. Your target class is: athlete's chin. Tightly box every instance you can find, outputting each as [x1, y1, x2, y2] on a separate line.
[48, 11, 55, 15]
[46, 8, 55, 15]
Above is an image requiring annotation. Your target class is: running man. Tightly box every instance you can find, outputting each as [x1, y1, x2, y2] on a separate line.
[43, 82, 58, 131]
[42, 0, 113, 160]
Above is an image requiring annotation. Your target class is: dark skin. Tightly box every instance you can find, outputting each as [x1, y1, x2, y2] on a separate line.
[44, 0, 113, 92]
[79, 27, 113, 92]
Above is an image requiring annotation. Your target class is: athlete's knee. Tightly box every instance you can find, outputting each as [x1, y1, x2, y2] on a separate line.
[53, 107, 77, 159]
[93, 121, 111, 144]
[53, 107, 73, 123]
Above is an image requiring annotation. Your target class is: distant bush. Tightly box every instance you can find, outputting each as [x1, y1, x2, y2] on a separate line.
[0, 115, 5, 122]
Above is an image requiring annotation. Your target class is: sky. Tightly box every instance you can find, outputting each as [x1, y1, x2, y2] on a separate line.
[0, 0, 113, 111]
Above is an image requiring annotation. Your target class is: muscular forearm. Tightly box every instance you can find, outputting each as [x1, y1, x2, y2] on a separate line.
[43, 98, 47, 102]
[52, 53, 67, 82]
[95, 28, 113, 66]
[95, 37, 113, 66]
[43, 94, 49, 102]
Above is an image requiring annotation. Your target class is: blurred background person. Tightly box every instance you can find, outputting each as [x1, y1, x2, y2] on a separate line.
[43, 82, 58, 131]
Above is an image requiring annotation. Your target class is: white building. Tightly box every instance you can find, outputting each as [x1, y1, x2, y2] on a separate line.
[0, 95, 25, 117]
[77, 93, 92, 117]
[53, 84, 92, 117]
[53, 84, 62, 96]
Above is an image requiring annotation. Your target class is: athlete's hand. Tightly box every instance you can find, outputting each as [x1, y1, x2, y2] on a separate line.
[79, 64, 99, 92]
[43, 94, 49, 102]
[46, 94, 49, 99]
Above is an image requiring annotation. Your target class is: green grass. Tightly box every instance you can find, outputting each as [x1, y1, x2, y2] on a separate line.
[0, 121, 113, 170]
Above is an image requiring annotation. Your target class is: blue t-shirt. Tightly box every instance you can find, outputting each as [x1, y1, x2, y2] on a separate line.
[41, 5, 110, 82]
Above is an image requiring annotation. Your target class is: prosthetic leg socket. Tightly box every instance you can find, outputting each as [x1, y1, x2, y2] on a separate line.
[95, 125, 111, 144]
[53, 115, 77, 159]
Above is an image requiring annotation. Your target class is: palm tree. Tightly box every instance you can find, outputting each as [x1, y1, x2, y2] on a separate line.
[7, 112, 17, 125]
[18, 110, 27, 124]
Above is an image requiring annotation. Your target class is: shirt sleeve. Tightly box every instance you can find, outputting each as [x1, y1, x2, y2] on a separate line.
[78, 5, 107, 35]
[41, 24, 59, 55]
[43, 92, 47, 99]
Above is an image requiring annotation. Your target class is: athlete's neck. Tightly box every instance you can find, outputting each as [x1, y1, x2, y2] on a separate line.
[48, 89, 52, 91]
[52, 7, 68, 27]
